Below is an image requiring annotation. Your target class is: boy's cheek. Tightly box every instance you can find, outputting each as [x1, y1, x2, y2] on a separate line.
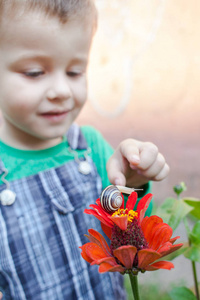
[74, 88, 87, 106]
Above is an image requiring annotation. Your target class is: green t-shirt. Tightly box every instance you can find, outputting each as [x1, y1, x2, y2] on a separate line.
[0, 125, 152, 214]
[0, 126, 112, 186]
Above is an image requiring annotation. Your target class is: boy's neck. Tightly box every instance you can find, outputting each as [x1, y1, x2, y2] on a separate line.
[0, 123, 63, 150]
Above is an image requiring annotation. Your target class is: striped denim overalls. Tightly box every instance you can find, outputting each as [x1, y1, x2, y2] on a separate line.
[0, 124, 126, 300]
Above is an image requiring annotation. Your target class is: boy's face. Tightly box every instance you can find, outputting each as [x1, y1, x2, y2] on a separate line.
[0, 11, 93, 149]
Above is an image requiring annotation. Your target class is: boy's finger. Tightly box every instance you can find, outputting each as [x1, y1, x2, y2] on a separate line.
[154, 163, 170, 181]
[118, 140, 140, 165]
[138, 153, 166, 177]
[137, 142, 159, 170]
[106, 158, 126, 186]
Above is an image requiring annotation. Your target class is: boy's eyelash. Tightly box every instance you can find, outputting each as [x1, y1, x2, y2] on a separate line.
[67, 71, 81, 77]
[24, 71, 44, 78]
[23, 70, 83, 78]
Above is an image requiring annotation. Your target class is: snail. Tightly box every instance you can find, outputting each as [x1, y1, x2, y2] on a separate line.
[100, 185, 143, 213]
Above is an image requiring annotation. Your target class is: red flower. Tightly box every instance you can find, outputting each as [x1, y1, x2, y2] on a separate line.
[80, 192, 183, 274]
[80, 217, 183, 274]
[84, 192, 152, 238]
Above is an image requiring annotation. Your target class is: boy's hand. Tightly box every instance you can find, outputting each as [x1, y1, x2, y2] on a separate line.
[107, 139, 170, 188]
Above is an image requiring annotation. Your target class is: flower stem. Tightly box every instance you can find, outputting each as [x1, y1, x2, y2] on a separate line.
[192, 259, 200, 300]
[183, 217, 200, 300]
[129, 273, 140, 300]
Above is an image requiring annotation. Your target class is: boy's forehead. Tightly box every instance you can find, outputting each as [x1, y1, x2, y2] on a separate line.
[0, 0, 97, 27]
[0, 8, 93, 64]
[0, 9, 94, 40]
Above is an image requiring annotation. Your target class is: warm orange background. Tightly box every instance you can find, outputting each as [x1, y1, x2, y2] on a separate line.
[0, 0, 198, 289]
[78, 0, 200, 202]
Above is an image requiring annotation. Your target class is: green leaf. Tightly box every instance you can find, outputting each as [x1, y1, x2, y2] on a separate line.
[160, 197, 177, 211]
[156, 198, 176, 223]
[169, 287, 196, 300]
[156, 198, 193, 231]
[189, 221, 200, 245]
[184, 245, 200, 263]
[167, 199, 193, 231]
[183, 198, 200, 220]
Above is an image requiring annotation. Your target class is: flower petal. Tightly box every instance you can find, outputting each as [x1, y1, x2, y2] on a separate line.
[91, 256, 117, 266]
[99, 263, 125, 273]
[145, 261, 174, 271]
[84, 242, 109, 261]
[148, 223, 173, 250]
[86, 229, 111, 256]
[126, 192, 138, 211]
[138, 249, 161, 270]
[113, 245, 137, 269]
[157, 242, 172, 255]
[79, 244, 93, 263]
[169, 236, 180, 244]
[84, 206, 113, 228]
[110, 215, 128, 230]
[158, 242, 184, 257]
[141, 215, 163, 243]
[101, 222, 112, 239]
[137, 193, 153, 223]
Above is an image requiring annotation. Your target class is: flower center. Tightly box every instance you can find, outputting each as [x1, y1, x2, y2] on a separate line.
[110, 218, 148, 267]
[111, 208, 138, 222]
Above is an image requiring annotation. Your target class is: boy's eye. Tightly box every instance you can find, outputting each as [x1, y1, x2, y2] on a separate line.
[24, 71, 44, 78]
[67, 71, 81, 78]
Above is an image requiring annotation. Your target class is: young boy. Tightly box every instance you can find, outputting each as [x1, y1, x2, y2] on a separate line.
[0, 1, 169, 299]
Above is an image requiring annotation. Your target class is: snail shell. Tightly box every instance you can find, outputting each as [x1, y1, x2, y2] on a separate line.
[100, 185, 123, 213]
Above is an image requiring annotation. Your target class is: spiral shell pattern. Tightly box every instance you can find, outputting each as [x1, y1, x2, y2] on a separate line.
[100, 185, 123, 213]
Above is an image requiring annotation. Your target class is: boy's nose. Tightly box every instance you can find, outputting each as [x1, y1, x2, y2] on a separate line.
[47, 74, 72, 101]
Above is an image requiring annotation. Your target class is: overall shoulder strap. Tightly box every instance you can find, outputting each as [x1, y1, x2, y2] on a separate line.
[0, 160, 6, 176]
[66, 123, 88, 150]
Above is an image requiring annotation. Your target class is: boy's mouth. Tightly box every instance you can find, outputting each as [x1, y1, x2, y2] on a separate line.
[40, 110, 69, 122]
[42, 111, 67, 115]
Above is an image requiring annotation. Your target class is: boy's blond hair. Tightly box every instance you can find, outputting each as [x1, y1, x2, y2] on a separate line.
[0, 0, 97, 28]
